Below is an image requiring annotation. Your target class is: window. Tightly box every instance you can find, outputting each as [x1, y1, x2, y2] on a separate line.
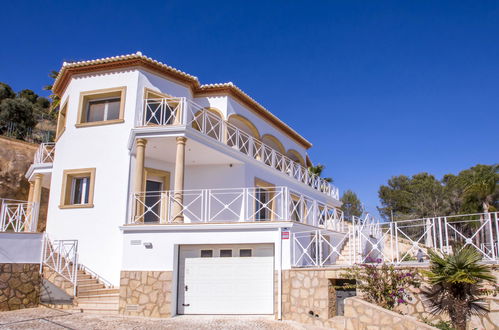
[70, 176, 90, 204]
[60, 168, 96, 208]
[201, 250, 213, 258]
[254, 178, 275, 221]
[77, 87, 126, 127]
[255, 187, 271, 221]
[220, 249, 232, 258]
[56, 100, 68, 139]
[86, 98, 121, 122]
[240, 249, 252, 257]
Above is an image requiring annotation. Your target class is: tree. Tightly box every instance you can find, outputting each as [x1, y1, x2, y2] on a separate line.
[458, 164, 499, 213]
[43, 70, 60, 114]
[408, 173, 447, 218]
[308, 163, 333, 182]
[0, 98, 37, 138]
[341, 190, 363, 220]
[421, 247, 496, 330]
[0, 82, 16, 101]
[378, 175, 416, 220]
[442, 174, 465, 215]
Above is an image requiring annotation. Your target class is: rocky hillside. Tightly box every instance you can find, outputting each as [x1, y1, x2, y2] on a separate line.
[0, 136, 49, 231]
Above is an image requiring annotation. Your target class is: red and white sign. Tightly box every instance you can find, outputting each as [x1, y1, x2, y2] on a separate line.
[281, 231, 290, 239]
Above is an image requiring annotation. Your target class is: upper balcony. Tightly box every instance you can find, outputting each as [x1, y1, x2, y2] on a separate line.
[34, 142, 55, 165]
[137, 97, 339, 200]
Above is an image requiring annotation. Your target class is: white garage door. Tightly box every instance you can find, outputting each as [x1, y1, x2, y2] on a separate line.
[177, 244, 274, 315]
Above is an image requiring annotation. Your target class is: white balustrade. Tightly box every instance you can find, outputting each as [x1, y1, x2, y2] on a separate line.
[140, 98, 340, 199]
[129, 186, 344, 230]
[0, 198, 38, 232]
[291, 212, 499, 267]
[34, 142, 55, 164]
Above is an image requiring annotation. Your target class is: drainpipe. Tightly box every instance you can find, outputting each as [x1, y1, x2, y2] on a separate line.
[278, 226, 282, 320]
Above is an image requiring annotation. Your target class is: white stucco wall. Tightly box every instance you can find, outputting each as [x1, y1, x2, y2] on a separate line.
[46, 70, 140, 285]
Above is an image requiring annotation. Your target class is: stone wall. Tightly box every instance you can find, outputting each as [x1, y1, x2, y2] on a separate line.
[119, 270, 173, 318]
[0, 263, 40, 311]
[42, 266, 74, 297]
[281, 268, 347, 328]
[344, 297, 434, 330]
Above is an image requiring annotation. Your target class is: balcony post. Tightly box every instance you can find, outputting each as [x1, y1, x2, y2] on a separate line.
[134, 138, 147, 222]
[27, 181, 35, 203]
[27, 173, 43, 232]
[173, 136, 187, 222]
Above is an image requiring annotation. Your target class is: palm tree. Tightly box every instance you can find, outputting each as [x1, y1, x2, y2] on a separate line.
[308, 163, 333, 183]
[43, 70, 60, 114]
[460, 164, 498, 214]
[421, 247, 496, 330]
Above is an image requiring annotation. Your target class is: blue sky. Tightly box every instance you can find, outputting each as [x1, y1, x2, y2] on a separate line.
[1, 1, 498, 215]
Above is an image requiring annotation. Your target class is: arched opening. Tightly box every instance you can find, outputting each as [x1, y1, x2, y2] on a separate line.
[261, 134, 285, 154]
[286, 149, 305, 167]
[227, 114, 260, 156]
[261, 134, 286, 169]
[192, 107, 224, 140]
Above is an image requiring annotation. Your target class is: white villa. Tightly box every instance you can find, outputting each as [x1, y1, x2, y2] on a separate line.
[20, 52, 347, 317]
[1, 52, 497, 328]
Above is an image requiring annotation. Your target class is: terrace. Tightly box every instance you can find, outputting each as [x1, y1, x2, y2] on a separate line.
[137, 97, 339, 199]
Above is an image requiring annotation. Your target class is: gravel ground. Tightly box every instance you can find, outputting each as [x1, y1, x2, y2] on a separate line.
[0, 307, 329, 330]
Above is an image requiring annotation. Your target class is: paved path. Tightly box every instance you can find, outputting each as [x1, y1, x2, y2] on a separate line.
[0, 307, 329, 329]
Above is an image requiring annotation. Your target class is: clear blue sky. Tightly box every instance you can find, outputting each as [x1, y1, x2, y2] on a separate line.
[1, 1, 498, 215]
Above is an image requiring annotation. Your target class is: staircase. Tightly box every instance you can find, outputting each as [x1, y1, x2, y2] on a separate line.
[74, 268, 120, 314]
[335, 238, 359, 265]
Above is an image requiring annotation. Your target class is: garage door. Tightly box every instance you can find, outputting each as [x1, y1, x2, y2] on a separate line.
[177, 244, 274, 315]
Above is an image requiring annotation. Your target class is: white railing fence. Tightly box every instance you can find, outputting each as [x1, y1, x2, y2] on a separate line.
[41, 235, 78, 296]
[292, 229, 354, 267]
[0, 198, 38, 232]
[292, 212, 499, 267]
[140, 97, 339, 199]
[129, 186, 344, 230]
[34, 142, 55, 164]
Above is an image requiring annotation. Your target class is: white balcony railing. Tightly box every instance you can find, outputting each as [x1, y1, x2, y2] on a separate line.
[128, 186, 344, 231]
[34, 142, 55, 164]
[139, 98, 339, 199]
[0, 198, 39, 232]
[292, 212, 499, 267]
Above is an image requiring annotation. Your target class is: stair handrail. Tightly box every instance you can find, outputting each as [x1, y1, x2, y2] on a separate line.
[78, 264, 114, 288]
[41, 234, 79, 296]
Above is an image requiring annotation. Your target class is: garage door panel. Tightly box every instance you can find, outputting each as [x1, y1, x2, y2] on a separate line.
[178, 244, 274, 315]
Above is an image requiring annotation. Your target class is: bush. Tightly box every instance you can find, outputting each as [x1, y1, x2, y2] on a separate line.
[338, 263, 420, 310]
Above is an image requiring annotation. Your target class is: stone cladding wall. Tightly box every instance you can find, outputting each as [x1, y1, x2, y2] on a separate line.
[344, 297, 434, 330]
[42, 266, 74, 297]
[119, 270, 173, 318]
[0, 263, 40, 311]
[281, 268, 345, 328]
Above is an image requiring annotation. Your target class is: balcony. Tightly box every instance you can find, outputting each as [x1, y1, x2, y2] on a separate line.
[128, 186, 345, 231]
[0, 198, 38, 232]
[138, 98, 339, 200]
[34, 142, 55, 164]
